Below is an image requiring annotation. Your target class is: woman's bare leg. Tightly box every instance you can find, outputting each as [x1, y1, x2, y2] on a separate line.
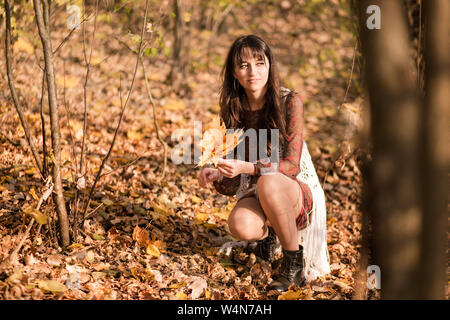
[227, 197, 268, 241]
[256, 173, 303, 251]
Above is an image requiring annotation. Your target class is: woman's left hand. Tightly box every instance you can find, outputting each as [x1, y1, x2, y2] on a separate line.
[216, 159, 249, 178]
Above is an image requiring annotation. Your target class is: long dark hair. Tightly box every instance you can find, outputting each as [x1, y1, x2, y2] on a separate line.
[219, 34, 288, 152]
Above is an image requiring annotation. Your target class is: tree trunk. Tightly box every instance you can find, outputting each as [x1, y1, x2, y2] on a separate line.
[169, 0, 185, 92]
[33, 0, 70, 247]
[356, 0, 422, 299]
[419, 0, 449, 299]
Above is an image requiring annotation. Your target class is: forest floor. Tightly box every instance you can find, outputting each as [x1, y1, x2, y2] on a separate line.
[0, 1, 379, 300]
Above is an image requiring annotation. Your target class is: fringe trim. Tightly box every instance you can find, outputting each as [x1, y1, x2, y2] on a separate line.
[296, 142, 331, 281]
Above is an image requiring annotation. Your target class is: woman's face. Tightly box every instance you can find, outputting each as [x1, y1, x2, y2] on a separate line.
[233, 49, 270, 96]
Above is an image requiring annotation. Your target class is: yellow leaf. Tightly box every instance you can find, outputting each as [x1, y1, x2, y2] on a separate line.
[169, 281, 186, 289]
[25, 167, 36, 175]
[130, 267, 141, 280]
[194, 213, 209, 225]
[146, 243, 161, 257]
[204, 289, 211, 299]
[278, 290, 305, 300]
[29, 188, 39, 200]
[191, 196, 202, 204]
[66, 243, 83, 250]
[212, 209, 229, 221]
[24, 207, 48, 225]
[175, 292, 188, 300]
[37, 280, 67, 294]
[129, 189, 140, 198]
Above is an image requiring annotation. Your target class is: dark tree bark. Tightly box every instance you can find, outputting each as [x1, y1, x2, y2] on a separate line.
[419, 0, 449, 300]
[33, 0, 70, 247]
[168, 0, 188, 93]
[356, 0, 422, 299]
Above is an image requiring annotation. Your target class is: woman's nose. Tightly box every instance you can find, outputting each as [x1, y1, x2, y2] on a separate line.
[248, 64, 256, 75]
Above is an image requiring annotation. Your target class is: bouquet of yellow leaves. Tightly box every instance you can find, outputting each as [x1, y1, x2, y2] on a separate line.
[196, 117, 244, 167]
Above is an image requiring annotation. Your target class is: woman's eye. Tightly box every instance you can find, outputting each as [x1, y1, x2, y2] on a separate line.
[240, 64, 248, 69]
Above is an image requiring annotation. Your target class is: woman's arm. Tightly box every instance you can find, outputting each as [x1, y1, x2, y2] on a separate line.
[254, 91, 304, 179]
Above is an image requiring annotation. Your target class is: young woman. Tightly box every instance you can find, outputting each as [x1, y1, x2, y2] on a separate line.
[198, 35, 330, 292]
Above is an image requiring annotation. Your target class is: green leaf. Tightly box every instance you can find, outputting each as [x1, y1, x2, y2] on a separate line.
[24, 207, 48, 225]
[91, 233, 104, 241]
[37, 280, 67, 294]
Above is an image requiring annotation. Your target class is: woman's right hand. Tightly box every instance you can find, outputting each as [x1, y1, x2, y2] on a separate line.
[198, 167, 222, 188]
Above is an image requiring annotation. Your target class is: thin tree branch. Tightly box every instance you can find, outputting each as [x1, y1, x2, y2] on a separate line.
[81, 0, 150, 225]
[114, 35, 168, 180]
[39, 71, 48, 178]
[80, 0, 100, 176]
[4, 0, 44, 177]
[140, 58, 168, 180]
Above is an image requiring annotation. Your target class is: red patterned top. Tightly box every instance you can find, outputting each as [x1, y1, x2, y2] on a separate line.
[213, 88, 307, 197]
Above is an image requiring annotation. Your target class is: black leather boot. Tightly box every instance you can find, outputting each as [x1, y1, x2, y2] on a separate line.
[267, 246, 306, 292]
[252, 227, 278, 262]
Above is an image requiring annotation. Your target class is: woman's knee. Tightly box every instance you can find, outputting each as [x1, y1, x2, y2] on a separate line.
[257, 174, 302, 212]
[228, 210, 265, 241]
[257, 174, 286, 203]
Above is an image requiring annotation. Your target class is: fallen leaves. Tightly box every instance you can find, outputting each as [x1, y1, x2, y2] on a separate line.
[132, 226, 165, 258]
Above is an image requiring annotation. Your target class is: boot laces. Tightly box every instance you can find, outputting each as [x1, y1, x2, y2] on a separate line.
[279, 250, 302, 280]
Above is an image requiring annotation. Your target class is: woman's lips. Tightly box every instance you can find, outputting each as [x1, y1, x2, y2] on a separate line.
[247, 79, 259, 83]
